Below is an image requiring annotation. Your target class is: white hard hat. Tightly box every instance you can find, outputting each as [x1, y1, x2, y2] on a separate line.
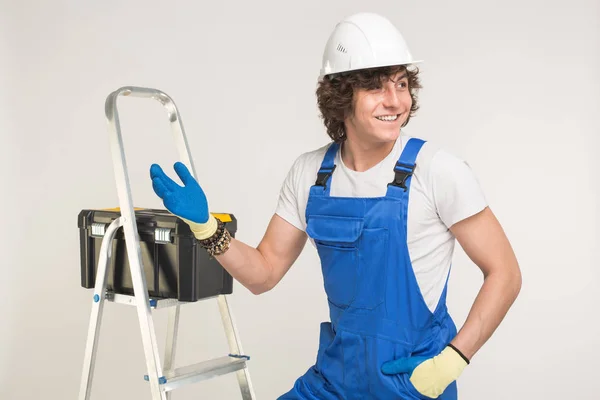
[319, 13, 422, 79]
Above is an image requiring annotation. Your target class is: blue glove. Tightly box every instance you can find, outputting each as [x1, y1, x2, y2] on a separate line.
[381, 346, 469, 398]
[150, 162, 218, 239]
[381, 355, 430, 375]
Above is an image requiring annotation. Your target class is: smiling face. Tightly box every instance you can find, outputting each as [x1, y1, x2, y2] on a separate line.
[316, 65, 421, 144]
[345, 71, 412, 146]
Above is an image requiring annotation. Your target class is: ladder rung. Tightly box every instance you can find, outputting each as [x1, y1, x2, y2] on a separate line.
[105, 293, 217, 309]
[106, 293, 181, 308]
[161, 356, 248, 392]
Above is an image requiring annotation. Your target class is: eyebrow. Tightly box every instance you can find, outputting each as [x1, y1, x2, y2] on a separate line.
[385, 73, 407, 85]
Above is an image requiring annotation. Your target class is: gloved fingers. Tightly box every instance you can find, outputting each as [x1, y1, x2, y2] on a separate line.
[381, 359, 412, 375]
[152, 176, 170, 198]
[381, 356, 428, 375]
[150, 164, 181, 192]
[173, 162, 197, 187]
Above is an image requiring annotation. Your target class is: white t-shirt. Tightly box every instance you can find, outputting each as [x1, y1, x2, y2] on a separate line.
[275, 131, 488, 313]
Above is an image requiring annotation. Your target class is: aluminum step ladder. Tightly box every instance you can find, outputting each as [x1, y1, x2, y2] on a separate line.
[78, 86, 255, 400]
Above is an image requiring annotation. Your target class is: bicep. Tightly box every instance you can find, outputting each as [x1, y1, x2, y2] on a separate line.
[257, 213, 308, 287]
[450, 207, 519, 277]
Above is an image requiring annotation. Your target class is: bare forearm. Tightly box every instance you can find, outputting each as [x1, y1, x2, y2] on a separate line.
[450, 268, 522, 360]
[215, 238, 273, 295]
[210, 214, 306, 295]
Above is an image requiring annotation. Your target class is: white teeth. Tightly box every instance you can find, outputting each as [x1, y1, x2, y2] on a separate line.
[376, 115, 398, 121]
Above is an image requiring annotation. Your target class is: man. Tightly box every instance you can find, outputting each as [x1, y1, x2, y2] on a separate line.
[149, 12, 522, 399]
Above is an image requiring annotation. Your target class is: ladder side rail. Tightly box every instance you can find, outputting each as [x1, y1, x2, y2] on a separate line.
[78, 217, 124, 400]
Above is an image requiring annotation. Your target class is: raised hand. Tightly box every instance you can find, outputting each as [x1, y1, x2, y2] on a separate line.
[150, 161, 217, 239]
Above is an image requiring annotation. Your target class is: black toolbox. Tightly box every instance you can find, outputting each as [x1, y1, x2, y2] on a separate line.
[78, 208, 235, 302]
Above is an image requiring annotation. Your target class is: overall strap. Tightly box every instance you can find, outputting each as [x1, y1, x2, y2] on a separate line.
[385, 138, 426, 199]
[309, 142, 339, 197]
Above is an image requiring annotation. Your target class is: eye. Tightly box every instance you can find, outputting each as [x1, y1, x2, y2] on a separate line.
[397, 81, 408, 89]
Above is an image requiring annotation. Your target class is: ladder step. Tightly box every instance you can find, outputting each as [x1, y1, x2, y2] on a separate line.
[105, 293, 182, 308]
[160, 355, 249, 392]
[105, 292, 216, 309]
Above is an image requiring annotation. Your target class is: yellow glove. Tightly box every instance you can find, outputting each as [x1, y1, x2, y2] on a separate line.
[381, 344, 469, 398]
[181, 216, 218, 240]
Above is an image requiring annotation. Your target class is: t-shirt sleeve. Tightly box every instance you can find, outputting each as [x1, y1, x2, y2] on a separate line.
[430, 149, 488, 228]
[275, 156, 305, 232]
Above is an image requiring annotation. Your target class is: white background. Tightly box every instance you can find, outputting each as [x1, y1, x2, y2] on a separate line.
[1, 0, 599, 399]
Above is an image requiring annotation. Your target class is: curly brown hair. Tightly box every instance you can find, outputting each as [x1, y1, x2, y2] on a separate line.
[316, 65, 422, 143]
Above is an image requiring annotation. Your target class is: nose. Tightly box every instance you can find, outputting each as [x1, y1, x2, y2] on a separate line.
[382, 85, 401, 109]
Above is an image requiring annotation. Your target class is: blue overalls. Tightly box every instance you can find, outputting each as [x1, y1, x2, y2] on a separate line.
[278, 138, 458, 400]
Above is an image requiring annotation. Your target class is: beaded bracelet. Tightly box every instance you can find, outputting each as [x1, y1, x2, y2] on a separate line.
[198, 218, 232, 257]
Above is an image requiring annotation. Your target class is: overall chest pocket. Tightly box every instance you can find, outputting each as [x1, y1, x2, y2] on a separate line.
[307, 215, 388, 310]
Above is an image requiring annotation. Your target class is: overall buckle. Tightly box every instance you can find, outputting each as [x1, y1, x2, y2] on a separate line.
[388, 162, 415, 190]
[315, 165, 336, 188]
